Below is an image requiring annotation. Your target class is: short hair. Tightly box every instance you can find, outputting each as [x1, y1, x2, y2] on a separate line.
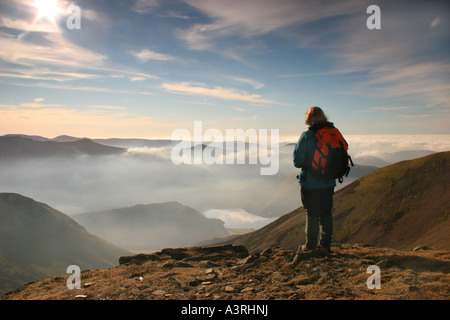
[305, 106, 328, 125]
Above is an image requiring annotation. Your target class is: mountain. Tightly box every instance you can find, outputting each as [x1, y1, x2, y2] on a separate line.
[0, 135, 126, 158]
[2, 134, 50, 141]
[72, 202, 229, 252]
[92, 138, 176, 149]
[211, 151, 450, 254]
[52, 135, 82, 142]
[0, 193, 131, 295]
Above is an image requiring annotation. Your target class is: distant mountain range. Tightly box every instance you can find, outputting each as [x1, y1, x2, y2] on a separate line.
[0, 134, 184, 158]
[0, 135, 126, 158]
[210, 151, 450, 253]
[352, 150, 436, 167]
[0, 193, 131, 295]
[72, 202, 229, 252]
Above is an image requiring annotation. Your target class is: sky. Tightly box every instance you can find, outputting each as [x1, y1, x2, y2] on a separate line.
[0, 0, 449, 140]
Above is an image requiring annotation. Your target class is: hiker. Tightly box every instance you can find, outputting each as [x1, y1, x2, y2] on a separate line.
[292, 106, 343, 261]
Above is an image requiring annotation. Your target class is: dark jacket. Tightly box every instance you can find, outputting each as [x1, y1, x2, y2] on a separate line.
[293, 122, 337, 189]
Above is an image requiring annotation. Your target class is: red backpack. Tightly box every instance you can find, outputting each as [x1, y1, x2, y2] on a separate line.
[310, 126, 354, 183]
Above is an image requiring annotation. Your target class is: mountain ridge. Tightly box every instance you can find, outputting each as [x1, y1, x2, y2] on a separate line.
[0, 135, 126, 158]
[72, 201, 229, 252]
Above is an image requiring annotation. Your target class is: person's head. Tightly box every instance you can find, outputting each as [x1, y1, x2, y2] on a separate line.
[305, 106, 328, 126]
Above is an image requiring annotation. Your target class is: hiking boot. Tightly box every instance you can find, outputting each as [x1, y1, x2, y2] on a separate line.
[316, 245, 331, 257]
[291, 245, 315, 264]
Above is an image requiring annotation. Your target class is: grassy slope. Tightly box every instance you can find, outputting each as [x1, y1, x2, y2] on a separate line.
[333, 151, 450, 250]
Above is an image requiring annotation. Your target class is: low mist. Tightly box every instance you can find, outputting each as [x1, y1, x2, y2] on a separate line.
[1, 134, 448, 229]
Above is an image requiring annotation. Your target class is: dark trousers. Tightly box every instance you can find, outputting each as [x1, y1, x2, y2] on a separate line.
[301, 187, 334, 249]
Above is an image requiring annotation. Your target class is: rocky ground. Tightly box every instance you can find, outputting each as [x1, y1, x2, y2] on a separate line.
[2, 243, 449, 300]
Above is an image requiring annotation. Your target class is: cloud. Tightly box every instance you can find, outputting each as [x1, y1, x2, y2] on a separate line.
[177, 0, 362, 57]
[176, 0, 449, 113]
[129, 76, 147, 82]
[88, 105, 128, 111]
[131, 0, 162, 14]
[0, 33, 104, 69]
[396, 114, 431, 119]
[346, 135, 450, 159]
[430, 17, 440, 29]
[5, 81, 154, 95]
[0, 11, 158, 88]
[177, 0, 450, 112]
[203, 208, 276, 229]
[372, 106, 412, 111]
[129, 48, 176, 62]
[0, 16, 59, 33]
[19, 101, 61, 108]
[132, 0, 192, 18]
[228, 76, 264, 90]
[182, 0, 361, 36]
[161, 81, 279, 105]
[232, 115, 258, 121]
[0, 69, 105, 82]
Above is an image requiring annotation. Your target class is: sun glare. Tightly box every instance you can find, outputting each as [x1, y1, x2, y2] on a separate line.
[33, 0, 62, 22]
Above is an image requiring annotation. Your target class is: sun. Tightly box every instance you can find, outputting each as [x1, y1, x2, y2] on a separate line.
[33, 0, 62, 22]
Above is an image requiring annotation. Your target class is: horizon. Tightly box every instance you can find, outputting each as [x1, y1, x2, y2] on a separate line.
[0, 0, 449, 139]
[2, 132, 450, 147]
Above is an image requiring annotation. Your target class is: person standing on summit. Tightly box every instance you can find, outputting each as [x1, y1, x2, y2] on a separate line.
[292, 106, 351, 261]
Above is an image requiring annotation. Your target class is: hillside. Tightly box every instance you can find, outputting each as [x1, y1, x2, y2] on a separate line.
[0, 135, 126, 158]
[2, 243, 449, 300]
[72, 202, 229, 252]
[0, 193, 130, 295]
[212, 151, 450, 254]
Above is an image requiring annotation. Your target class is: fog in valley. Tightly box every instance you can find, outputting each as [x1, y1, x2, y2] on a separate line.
[1, 134, 449, 249]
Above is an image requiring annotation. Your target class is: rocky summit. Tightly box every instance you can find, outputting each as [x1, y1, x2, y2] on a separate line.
[2, 243, 449, 300]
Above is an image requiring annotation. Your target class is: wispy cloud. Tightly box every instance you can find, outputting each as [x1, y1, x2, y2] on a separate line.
[177, 0, 363, 59]
[88, 105, 128, 111]
[0, 33, 104, 69]
[232, 115, 258, 121]
[279, 68, 365, 78]
[396, 114, 431, 119]
[228, 76, 264, 90]
[0, 98, 61, 109]
[129, 48, 176, 62]
[430, 17, 440, 29]
[177, 0, 450, 113]
[5, 80, 154, 95]
[160, 81, 278, 105]
[132, 0, 192, 19]
[371, 106, 412, 111]
[19, 102, 61, 109]
[0, 16, 59, 33]
[0, 29, 158, 92]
